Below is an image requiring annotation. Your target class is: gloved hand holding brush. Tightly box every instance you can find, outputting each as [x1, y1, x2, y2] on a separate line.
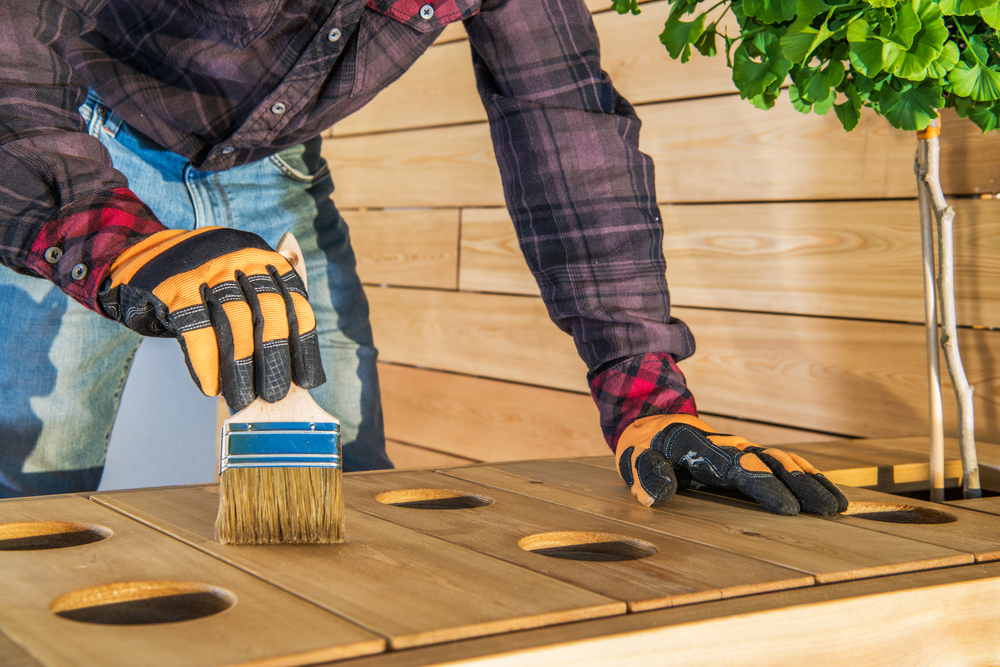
[97, 226, 325, 411]
[616, 414, 848, 515]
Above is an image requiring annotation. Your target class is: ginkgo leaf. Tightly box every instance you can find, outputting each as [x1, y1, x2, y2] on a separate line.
[733, 43, 780, 98]
[949, 60, 1000, 101]
[980, 3, 1000, 27]
[743, 0, 798, 24]
[940, 0, 998, 15]
[890, 0, 949, 79]
[925, 40, 960, 77]
[877, 80, 944, 129]
[781, 9, 835, 62]
[660, 11, 706, 60]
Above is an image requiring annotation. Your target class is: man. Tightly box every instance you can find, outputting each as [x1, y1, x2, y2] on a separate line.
[0, 0, 846, 514]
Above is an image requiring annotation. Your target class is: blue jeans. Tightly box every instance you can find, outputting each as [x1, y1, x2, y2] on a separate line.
[0, 93, 391, 497]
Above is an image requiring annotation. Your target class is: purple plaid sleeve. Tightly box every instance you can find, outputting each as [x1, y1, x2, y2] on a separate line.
[465, 0, 698, 441]
[590, 353, 698, 451]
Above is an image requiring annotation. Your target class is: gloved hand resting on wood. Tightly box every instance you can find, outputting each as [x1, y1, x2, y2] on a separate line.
[97, 227, 325, 411]
[616, 414, 848, 515]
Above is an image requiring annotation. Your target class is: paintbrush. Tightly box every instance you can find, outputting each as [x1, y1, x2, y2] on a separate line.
[215, 232, 344, 545]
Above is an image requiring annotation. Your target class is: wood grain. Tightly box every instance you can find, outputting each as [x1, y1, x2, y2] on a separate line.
[346, 469, 813, 611]
[662, 199, 1000, 326]
[324, 102, 999, 209]
[0, 495, 384, 667]
[92, 485, 625, 650]
[778, 438, 965, 492]
[347, 208, 459, 289]
[326, 562, 1000, 667]
[948, 495, 1000, 516]
[676, 307, 1000, 441]
[831, 485, 1000, 562]
[367, 288, 587, 393]
[457, 200, 1000, 327]
[366, 286, 1000, 442]
[0, 632, 41, 667]
[379, 364, 608, 461]
[385, 439, 479, 468]
[441, 460, 972, 583]
[698, 414, 846, 446]
[337, 1, 736, 136]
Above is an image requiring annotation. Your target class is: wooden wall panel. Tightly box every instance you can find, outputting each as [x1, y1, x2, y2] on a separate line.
[378, 363, 607, 460]
[459, 200, 1000, 326]
[325, 103, 999, 209]
[677, 307, 1000, 440]
[336, 2, 735, 137]
[377, 364, 847, 464]
[347, 208, 459, 289]
[366, 286, 1000, 442]
[368, 287, 586, 392]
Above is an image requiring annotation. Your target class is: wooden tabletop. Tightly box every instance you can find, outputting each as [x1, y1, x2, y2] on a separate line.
[2, 453, 1000, 666]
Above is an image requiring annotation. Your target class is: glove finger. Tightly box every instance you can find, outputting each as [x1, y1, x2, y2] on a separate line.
[754, 450, 841, 515]
[237, 271, 291, 403]
[731, 452, 801, 515]
[618, 445, 678, 507]
[200, 282, 255, 411]
[269, 265, 326, 389]
[785, 451, 849, 512]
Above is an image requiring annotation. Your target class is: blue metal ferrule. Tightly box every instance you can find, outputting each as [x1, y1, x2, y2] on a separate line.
[220, 421, 341, 473]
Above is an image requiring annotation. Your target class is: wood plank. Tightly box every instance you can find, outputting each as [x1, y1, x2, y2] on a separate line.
[778, 438, 965, 492]
[346, 470, 814, 612]
[367, 286, 1000, 442]
[347, 208, 459, 289]
[831, 485, 1000, 562]
[644, 101, 1000, 203]
[92, 485, 625, 650]
[368, 288, 587, 393]
[662, 199, 1000, 327]
[0, 632, 41, 667]
[458, 199, 1000, 327]
[379, 364, 608, 461]
[323, 562, 1000, 667]
[385, 439, 480, 468]
[458, 207, 538, 295]
[0, 495, 384, 667]
[337, 2, 735, 136]
[842, 435, 1000, 490]
[698, 414, 846, 446]
[324, 101, 1000, 209]
[948, 495, 1000, 516]
[677, 308, 1000, 441]
[441, 460, 972, 583]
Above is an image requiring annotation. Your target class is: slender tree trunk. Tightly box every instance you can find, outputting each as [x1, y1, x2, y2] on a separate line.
[915, 118, 981, 500]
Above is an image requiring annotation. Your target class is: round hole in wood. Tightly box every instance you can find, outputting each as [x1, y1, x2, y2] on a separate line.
[375, 488, 494, 510]
[51, 581, 236, 625]
[843, 501, 958, 524]
[518, 531, 658, 562]
[0, 521, 112, 551]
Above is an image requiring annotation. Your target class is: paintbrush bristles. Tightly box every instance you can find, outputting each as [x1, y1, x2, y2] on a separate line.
[215, 467, 344, 545]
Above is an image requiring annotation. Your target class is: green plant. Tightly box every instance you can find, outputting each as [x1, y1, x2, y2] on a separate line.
[611, 0, 1000, 131]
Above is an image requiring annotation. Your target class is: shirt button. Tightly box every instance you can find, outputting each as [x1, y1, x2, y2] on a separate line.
[71, 264, 89, 281]
[271, 102, 287, 115]
[328, 27, 342, 42]
[44, 247, 63, 264]
[221, 146, 235, 154]
[419, 4, 434, 19]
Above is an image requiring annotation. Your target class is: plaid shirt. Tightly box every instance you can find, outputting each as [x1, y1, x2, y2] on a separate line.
[0, 0, 697, 450]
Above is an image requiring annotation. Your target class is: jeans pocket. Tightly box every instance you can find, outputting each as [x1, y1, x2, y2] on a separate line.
[267, 139, 331, 184]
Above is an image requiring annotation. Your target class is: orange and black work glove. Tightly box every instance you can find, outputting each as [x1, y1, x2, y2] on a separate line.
[616, 414, 848, 516]
[97, 227, 325, 411]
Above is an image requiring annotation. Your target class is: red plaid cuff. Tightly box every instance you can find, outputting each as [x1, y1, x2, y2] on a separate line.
[590, 352, 698, 452]
[25, 188, 167, 314]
